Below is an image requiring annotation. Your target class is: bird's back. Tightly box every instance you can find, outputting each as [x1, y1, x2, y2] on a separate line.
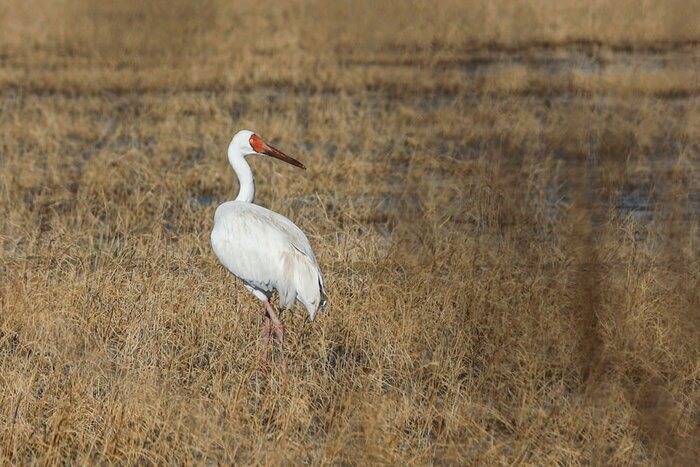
[211, 201, 326, 318]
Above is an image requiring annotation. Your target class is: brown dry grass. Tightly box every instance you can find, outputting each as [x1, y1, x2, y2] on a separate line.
[1, 0, 699, 464]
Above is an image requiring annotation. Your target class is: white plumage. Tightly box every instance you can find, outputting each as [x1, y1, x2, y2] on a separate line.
[211, 201, 326, 319]
[210, 129, 326, 370]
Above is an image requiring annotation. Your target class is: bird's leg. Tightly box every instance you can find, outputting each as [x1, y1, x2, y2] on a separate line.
[273, 323, 286, 375]
[263, 300, 287, 375]
[260, 312, 272, 367]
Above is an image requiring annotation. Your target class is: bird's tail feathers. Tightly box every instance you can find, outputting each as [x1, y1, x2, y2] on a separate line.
[286, 248, 325, 320]
[319, 284, 328, 316]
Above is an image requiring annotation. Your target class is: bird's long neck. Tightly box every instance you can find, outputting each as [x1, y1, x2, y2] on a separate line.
[228, 146, 255, 203]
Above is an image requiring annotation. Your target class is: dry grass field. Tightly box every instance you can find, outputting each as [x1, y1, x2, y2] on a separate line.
[1, 0, 699, 464]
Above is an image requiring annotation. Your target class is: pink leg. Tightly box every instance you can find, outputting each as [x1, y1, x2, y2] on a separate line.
[273, 323, 286, 375]
[260, 314, 272, 367]
[263, 300, 287, 375]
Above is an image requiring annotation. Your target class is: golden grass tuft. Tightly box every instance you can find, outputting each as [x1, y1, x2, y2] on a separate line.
[1, 0, 699, 464]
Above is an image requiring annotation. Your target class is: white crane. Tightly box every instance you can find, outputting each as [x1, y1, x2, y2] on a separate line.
[211, 130, 327, 372]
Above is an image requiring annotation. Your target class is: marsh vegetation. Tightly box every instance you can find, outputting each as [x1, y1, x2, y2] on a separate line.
[1, 0, 698, 463]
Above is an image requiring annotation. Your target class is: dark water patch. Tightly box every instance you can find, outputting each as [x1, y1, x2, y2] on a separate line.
[617, 191, 655, 223]
[187, 195, 220, 207]
[343, 46, 686, 80]
[690, 192, 700, 212]
[546, 182, 568, 224]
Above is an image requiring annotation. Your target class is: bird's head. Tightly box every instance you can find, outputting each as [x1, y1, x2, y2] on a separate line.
[229, 130, 306, 169]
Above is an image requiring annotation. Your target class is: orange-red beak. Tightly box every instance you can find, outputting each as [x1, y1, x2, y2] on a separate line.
[249, 134, 306, 170]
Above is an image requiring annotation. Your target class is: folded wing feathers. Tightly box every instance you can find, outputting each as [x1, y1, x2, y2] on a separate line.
[212, 202, 326, 318]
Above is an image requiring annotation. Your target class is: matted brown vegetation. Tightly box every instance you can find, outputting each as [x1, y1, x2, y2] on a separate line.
[1, 0, 699, 464]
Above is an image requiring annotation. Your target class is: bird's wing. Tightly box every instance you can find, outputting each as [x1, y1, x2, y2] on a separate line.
[211, 202, 324, 305]
[267, 210, 326, 307]
[212, 203, 289, 289]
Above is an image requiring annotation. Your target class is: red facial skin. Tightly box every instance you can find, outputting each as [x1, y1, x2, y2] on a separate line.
[249, 134, 266, 154]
